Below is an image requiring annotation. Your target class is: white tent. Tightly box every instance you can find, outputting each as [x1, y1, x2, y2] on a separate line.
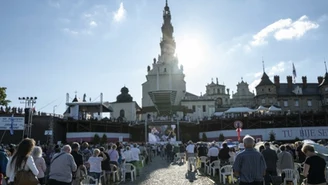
[268, 105, 282, 112]
[257, 105, 269, 111]
[213, 112, 224, 117]
[224, 107, 256, 113]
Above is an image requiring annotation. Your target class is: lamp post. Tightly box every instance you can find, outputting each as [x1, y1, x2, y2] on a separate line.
[18, 97, 37, 138]
[49, 105, 57, 145]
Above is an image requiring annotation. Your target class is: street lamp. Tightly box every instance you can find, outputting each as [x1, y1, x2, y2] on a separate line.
[49, 105, 57, 145]
[18, 96, 37, 138]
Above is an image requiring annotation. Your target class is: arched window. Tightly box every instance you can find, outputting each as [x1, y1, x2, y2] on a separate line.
[120, 109, 125, 118]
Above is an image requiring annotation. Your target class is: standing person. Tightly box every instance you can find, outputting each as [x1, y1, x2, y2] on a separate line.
[0, 146, 8, 184]
[277, 145, 294, 177]
[71, 142, 86, 185]
[218, 143, 230, 166]
[261, 142, 278, 185]
[302, 144, 326, 185]
[6, 138, 39, 185]
[166, 142, 173, 162]
[233, 135, 267, 185]
[48, 145, 77, 185]
[32, 146, 47, 185]
[87, 149, 106, 182]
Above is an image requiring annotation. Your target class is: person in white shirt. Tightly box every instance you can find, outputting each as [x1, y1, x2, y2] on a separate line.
[87, 149, 106, 181]
[130, 144, 141, 176]
[6, 138, 39, 185]
[130, 144, 140, 162]
[185, 141, 195, 159]
[123, 146, 133, 163]
[207, 143, 219, 162]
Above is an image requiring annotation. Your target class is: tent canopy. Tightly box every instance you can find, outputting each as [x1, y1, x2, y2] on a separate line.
[268, 105, 282, 112]
[213, 112, 224, 116]
[257, 105, 269, 111]
[224, 107, 255, 113]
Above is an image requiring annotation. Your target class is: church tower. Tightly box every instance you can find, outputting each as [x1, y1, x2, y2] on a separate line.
[142, 0, 186, 110]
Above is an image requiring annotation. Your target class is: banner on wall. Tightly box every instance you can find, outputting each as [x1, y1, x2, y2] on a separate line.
[200, 126, 328, 141]
[0, 117, 24, 130]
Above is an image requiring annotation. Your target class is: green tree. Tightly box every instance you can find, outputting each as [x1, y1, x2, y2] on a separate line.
[202, 133, 208, 141]
[101, 134, 108, 145]
[0, 87, 11, 106]
[295, 137, 300, 142]
[269, 131, 276, 142]
[218, 133, 225, 141]
[92, 134, 100, 145]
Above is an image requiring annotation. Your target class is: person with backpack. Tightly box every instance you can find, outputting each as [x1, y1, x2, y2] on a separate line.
[6, 138, 39, 185]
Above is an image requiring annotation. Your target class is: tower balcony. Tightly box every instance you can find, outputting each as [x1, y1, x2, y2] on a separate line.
[148, 90, 177, 115]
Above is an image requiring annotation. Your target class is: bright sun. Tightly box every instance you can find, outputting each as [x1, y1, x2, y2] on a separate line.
[176, 36, 204, 71]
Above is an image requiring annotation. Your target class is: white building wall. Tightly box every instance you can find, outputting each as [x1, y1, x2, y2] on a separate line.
[110, 102, 137, 121]
[181, 100, 215, 121]
[142, 62, 186, 107]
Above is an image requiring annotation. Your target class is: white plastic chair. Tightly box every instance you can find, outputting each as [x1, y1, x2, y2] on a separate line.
[123, 163, 137, 182]
[282, 169, 298, 185]
[81, 175, 98, 185]
[205, 160, 220, 176]
[219, 165, 235, 184]
[187, 157, 197, 171]
[109, 164, 120, 182]
[199, 156, 208, 173]
[140, 156, 145, 167]
[293, 163, 303, 182]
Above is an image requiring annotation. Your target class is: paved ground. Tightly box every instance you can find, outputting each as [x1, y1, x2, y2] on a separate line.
[121, 156, 218, 185]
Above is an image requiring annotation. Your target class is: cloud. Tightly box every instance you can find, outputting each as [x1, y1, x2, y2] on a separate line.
[318, 14, 328, 22]
[89, 21, 97, 27]
[62, 28, 79, 35]
[48, 0, 60, 8]
[113, 2, 126, 22]
[249, 61, 289, 91]
[250, 15, 318, 46]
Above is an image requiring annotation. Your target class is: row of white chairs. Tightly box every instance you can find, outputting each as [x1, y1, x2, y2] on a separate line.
[81, 163, 137, 185]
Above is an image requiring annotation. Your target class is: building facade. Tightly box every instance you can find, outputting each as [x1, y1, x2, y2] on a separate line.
[231, 79, 255, 108]
[254, 71, 326, 113]
[110, 86, 141, 122]
[141, 2, 186, 108]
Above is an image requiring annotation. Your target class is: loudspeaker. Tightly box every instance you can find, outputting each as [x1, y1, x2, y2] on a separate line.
[24, 108, 30, 124]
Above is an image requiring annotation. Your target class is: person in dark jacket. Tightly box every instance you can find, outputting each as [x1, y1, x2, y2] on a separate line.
[262, 142, 278, 185]
[219, 143, 230, 165]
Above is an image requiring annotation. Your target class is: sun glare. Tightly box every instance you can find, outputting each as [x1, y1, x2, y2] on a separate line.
[176, 36, 205, 71]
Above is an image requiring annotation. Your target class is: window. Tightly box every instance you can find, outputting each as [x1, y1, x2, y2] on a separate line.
[294, 100, 299, 107]
[164, 68, 166, 72]
[307, 100, 312, 107]
[284, 100, 288, 107]
[261, 99, 265, 104]
[268, 88, 271, 92]
[192, 105, 196, 112]
[202, 105, 206, 112]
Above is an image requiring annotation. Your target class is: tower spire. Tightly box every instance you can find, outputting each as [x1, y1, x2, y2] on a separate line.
[262, 57, 265, 73]
[160, 0, 176, 60]
[324, 58, 327, 73]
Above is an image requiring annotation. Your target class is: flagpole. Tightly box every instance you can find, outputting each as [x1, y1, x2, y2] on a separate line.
[0, 130, 6, 143]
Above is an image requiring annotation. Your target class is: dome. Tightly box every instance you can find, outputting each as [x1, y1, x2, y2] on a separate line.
[116, 86, 133, 103]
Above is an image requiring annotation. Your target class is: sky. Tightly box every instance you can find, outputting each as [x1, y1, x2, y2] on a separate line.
[0, 0, 328, 115]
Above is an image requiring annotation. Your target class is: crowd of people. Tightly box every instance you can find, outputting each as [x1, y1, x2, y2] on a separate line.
[0, 136, 327, 185]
